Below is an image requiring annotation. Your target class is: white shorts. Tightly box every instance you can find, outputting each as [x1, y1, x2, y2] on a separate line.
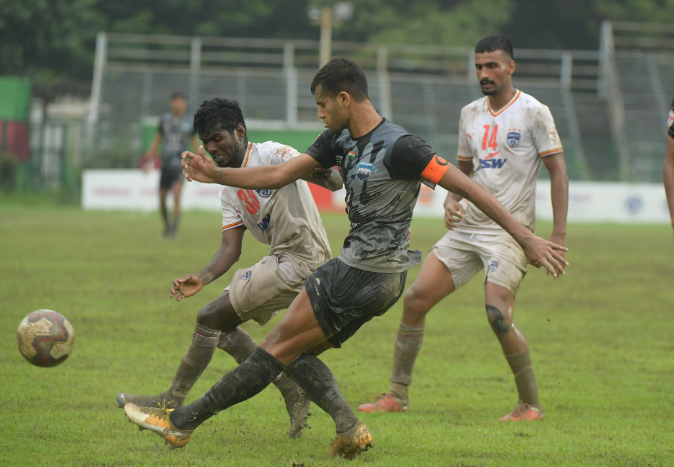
[226, 255, 305, 326]
[431, 230, 527, 296]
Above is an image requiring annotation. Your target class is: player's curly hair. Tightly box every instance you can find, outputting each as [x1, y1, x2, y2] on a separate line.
[475, 35, 514, 61]
[311, 57, 369, 102]
[193, 98, 246, 138]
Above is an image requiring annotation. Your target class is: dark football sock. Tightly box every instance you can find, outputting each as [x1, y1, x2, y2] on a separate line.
[218, 327, 300, 403]
[161, 209, 170, 231]
[170, 347, 285, 430]
[171, 213, 180, 235]
[286, 354, 358, 434]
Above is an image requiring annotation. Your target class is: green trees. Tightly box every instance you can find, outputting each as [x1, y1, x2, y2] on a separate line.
[2, 0, 672, 84]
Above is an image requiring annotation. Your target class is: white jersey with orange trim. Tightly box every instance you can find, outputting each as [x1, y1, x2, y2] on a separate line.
[220, 141, 331, 279]
[455, 90, 563, 234]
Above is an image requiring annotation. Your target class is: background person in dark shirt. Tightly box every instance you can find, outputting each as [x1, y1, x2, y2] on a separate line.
[144, 92, 199, 238]
[664, 99, 674, 238]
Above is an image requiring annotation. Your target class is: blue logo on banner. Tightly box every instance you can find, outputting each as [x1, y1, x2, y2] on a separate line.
[356, 163, 376, 181]
[624, 195, 643, 215]
[507, 131, 521, 147]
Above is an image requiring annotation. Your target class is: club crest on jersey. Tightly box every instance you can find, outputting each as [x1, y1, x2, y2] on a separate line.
[507, 131, 521, 147]
[240, 271, 252, 280]
[256, 189, 272, 198]
[356, 163, 376, 181]
[489, 258, 500, 273]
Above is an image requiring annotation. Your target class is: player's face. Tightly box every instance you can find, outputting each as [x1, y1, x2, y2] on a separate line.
[170, 96, 188, 115]
[314, 85, 349, 133]
[200, 124, 247, 168]
[475, 51, 515, 96]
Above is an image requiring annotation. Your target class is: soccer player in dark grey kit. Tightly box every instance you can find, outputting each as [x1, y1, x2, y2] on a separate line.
[145, 92, 199, 238]
[123, 57, 568, 458]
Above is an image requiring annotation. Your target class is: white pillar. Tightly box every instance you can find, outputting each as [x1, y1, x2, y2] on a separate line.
[284, 42, 298, 127]
[319, 7, 333, 68]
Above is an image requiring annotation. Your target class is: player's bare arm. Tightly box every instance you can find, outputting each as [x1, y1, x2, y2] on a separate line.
[170, 226, 245, 301]
[183, 146, 323, 189]
[437, 161, 568, 277]
[664, 136, 674, 235]
[444, 159, 474, 230]
[302, 167, 343, 192]
[542, 152, 569, 253]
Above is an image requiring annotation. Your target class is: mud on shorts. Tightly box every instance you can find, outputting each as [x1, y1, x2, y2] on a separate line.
[159, 167, 184, 189]
[432, 230, 527, 296]
[304, 258, 407, 348]
[226, 255, 305, 326]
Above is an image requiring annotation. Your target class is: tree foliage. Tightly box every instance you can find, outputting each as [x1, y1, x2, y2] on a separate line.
[1, 0, 672, 90]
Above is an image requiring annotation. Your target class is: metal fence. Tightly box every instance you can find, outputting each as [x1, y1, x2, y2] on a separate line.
[85, 32, 608, 181]
[26, 23, 673, 193]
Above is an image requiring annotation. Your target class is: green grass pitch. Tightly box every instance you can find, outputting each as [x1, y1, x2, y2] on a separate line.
[1, 206, 673, 466]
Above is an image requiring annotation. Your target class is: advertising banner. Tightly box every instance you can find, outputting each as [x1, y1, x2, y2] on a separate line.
[82, 170, 671, 224]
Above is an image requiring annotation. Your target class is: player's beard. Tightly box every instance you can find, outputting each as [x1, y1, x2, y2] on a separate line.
[480, 80, 505, 96]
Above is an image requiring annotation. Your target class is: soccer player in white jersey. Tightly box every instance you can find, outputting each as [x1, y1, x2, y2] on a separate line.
[360, 36, 569, 421]
[117, 98, 342, 438]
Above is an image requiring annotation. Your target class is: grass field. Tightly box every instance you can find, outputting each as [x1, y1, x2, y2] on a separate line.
[2, 206, 673, 466]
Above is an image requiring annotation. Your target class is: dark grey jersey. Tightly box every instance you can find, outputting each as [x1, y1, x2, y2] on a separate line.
[158, 113, 195, 169]
[306, 119, 441, 273]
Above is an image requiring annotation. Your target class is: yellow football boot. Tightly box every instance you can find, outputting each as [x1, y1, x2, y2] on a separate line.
[124, 401, 192, 449]
[329, 421, 373, 459]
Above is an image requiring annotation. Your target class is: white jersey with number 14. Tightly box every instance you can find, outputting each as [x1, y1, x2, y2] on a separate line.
[455, 90, 563, 234]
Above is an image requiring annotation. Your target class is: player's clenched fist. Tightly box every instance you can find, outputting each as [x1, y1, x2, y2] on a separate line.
[444, 200, 466, 230]
[520, 236, 568, 279]
[169, 274, 204, 301]
[181, 146, 220, 183]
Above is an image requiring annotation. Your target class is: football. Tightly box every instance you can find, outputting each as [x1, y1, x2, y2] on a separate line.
[17, 310, 75, 367]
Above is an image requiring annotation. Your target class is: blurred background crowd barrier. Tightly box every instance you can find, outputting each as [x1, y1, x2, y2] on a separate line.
[1, 20, 673, 217]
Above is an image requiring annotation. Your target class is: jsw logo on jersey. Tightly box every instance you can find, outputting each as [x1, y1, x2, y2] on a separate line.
[257, 214, 271, 232]
[480, 158, 508, 169]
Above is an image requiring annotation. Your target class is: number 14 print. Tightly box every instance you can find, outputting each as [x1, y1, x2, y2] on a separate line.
[482, 124, 498, 151]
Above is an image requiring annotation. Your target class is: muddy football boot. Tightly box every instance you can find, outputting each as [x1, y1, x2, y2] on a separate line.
[329, 421, 373, 459]
[499, 403, 544, 421]
[286, 387, 311, 439]
[358, 393, 408, 413]
[116, 392, 182, 410]
[124, 402, 192, 449]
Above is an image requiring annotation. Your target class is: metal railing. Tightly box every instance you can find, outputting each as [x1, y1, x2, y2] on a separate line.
[85, 32, 605, 180]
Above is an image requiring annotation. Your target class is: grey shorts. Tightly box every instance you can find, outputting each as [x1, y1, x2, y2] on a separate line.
[432, 230, 527, 296]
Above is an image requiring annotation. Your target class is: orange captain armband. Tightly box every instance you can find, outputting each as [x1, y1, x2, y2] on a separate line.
[420, 155, 449, 184]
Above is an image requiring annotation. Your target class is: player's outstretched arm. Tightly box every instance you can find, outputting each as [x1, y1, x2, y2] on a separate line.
[664, 136, 674, 236]
[437, 162, 568, 277]
[444, 159, 474, 230]
[182, 146, 322, 189]
[170, 226, 245, 301]
[302, 167, 343, 192]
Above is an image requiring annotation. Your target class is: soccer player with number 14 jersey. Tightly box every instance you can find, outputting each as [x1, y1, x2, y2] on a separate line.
[361, 35, 569, 422]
